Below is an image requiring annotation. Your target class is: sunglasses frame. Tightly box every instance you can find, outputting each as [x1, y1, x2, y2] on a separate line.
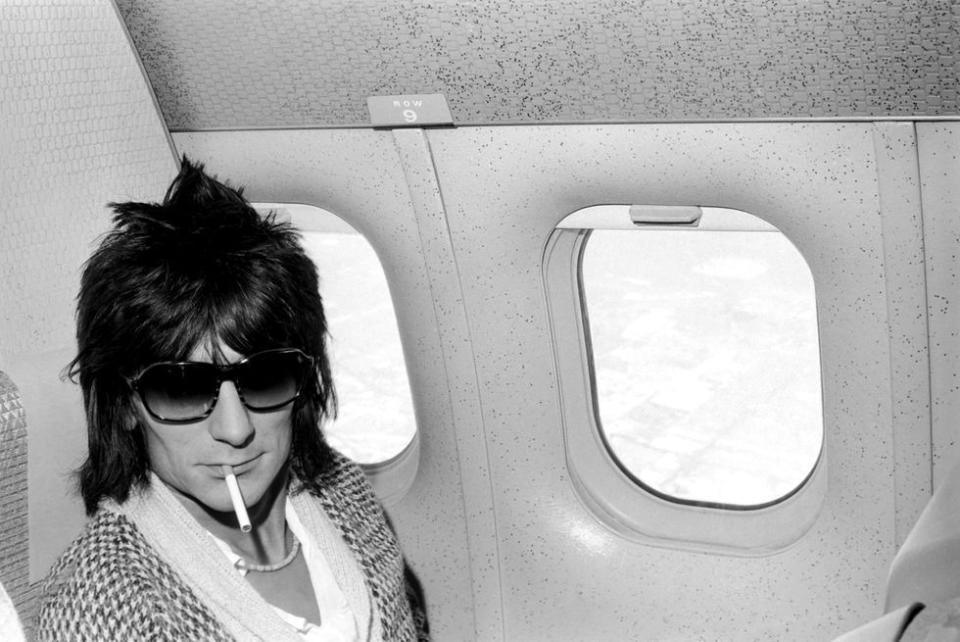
[127, 347, 316, 424]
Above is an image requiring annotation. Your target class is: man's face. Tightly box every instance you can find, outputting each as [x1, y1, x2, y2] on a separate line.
[135, 342, 294, 518]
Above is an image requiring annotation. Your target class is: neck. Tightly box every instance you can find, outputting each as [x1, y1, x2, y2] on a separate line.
[166, 466, 292, 565]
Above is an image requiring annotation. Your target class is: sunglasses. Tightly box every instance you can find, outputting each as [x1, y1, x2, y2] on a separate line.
[128, 348, 316, 423]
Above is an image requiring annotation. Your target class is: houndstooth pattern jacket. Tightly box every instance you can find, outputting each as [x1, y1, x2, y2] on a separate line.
[36, 451, 429, 641]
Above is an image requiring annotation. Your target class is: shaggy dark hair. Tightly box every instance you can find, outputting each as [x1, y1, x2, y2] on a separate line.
[68, 156, 337, 515]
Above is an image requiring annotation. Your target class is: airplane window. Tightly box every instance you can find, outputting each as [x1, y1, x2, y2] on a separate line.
[255, 204, 417, 466]
[579, 207, 822, 507]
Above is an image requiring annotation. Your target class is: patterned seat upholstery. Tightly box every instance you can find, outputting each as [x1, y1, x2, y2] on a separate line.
[0, 372, 30, 630]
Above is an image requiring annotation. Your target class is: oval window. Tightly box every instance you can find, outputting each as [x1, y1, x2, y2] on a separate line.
[578, 206, 822, 507]
[255, 204, 417, 465]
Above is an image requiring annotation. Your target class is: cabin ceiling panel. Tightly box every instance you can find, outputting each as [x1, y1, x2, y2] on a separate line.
[115, 0, 958, 130]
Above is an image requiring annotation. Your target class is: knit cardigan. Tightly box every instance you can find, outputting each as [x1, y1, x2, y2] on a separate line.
[36, 451, 429, 641]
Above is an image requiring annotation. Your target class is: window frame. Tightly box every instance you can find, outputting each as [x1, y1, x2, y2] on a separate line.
[543, 205, 827, 555]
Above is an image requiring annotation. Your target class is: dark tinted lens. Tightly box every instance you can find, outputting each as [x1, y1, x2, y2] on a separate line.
[236, 351, 308, 410]
[138, 363, 218, 421]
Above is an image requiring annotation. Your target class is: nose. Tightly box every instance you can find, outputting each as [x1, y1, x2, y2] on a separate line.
[207, 380, 255, 447]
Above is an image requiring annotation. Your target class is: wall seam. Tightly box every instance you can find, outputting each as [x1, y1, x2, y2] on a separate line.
[390, 129, 505, 641]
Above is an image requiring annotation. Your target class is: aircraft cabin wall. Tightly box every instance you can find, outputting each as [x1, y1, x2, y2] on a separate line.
[167, 120, 956, 640]
[1, 0, 958, 640]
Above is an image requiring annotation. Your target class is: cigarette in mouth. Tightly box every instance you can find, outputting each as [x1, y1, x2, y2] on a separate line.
[222, 465, 252, 533]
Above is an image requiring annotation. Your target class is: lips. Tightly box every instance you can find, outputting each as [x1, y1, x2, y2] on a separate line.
[212, 454, 261, 476]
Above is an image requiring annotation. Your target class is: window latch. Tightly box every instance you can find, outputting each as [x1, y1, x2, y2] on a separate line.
[629, 205, 703, 227]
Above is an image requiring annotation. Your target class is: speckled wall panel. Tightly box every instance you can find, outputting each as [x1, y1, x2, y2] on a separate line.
[874, 122, 933, 545]
[918, 122, 960, 485]
[424, 123, 900, 639]
[171, 124, 936, 638]
[115, 0, 958, 130]
[0, 0, 177, 586]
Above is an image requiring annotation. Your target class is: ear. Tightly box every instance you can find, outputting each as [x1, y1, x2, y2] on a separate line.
[125, 397, 146, 431]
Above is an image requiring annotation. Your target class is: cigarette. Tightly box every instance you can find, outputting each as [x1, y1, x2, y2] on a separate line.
[221, 465, 252, 533]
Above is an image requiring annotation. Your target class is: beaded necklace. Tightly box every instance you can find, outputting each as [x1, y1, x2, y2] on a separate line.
[233, 531, 301, 573]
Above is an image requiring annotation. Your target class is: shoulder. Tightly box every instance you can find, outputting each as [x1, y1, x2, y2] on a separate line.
[36, 511, 228, 642]
[40, 511, 149, 604]
[315, 446, 372, 488]
[37, 511, 151, 639]
[307, 447, 387, 528]
[301, 450, 429, 640]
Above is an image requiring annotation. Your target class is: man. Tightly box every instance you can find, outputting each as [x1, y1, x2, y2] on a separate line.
[38, 157, 428, 641]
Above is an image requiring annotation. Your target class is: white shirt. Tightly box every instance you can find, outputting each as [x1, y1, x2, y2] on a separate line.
[210, 501, 359, 641]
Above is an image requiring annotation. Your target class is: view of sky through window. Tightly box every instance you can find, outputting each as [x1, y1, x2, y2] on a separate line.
[300, 231, 416, 464]
[582, 226, 823, 506]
